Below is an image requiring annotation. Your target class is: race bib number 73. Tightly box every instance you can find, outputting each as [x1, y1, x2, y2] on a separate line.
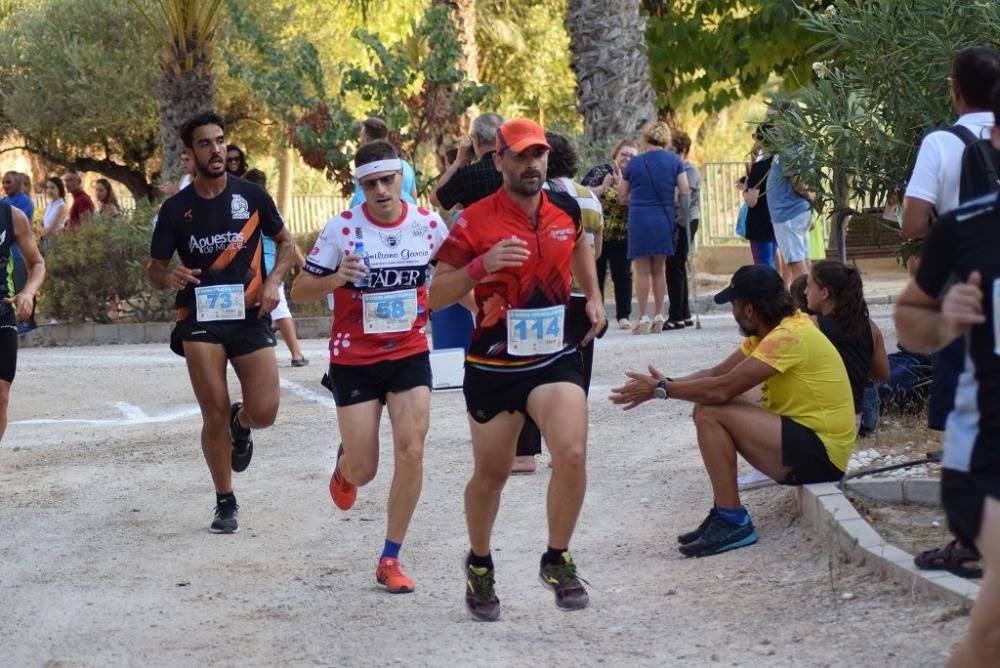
[195, 284, 245, 322]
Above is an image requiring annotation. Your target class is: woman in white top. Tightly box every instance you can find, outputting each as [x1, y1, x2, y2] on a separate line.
[40, 176, 68, 241]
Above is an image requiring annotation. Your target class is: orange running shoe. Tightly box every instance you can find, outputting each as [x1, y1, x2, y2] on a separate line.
[376, 557, 415, 594]
[329, 444, 357, 511]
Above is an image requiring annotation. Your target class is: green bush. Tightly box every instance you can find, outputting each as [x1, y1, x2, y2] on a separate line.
[41, 205, 175, 323]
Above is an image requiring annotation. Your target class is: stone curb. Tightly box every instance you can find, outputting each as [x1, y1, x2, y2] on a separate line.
[797, 482, 978, 606]
[845, 477, 940, 506]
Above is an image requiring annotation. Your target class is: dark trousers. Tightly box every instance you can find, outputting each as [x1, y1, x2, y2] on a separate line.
[928, 336, 965, 431]
[667, 220, 698, 322]
[516, 295, 595, 457]
[596, 238, 631, 321]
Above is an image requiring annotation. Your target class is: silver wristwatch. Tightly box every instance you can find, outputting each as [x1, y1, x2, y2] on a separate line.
[654, 379, 670, 400]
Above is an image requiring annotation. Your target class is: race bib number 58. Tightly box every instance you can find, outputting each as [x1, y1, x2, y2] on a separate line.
[362, 289, 418, 334]
[507, 305, 565, 356]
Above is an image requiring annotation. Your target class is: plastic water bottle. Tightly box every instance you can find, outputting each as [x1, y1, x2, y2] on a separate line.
[353, 226, 370, 288]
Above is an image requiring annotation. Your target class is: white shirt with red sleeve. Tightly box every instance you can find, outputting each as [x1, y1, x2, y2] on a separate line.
[304, 202, 447, 364]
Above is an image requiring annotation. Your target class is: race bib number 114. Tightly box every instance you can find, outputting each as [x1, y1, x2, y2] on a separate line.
[507, 305, 565, 357]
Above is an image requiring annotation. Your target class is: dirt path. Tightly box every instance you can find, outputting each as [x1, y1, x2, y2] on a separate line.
[0, 308, 967, 667]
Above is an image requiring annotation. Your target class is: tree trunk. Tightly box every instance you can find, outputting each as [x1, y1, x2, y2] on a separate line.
[158, 67, 215, 181]
[277, 146, 293, 219]
[566, 0, 657, 143]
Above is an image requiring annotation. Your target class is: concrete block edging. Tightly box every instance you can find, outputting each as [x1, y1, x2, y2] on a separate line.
[797, 482, 979, 606]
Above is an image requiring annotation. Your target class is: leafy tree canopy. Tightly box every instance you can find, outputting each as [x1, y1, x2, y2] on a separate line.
[645, 0, 834, 113]
[771, 0, 1000, 212]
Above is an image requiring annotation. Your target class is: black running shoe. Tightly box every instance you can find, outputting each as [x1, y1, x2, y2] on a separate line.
[210, 497, 239, 534]
[678, 513, 758, 558]
[677, 507, 719, 545]
[230, 402, 253, 472]
[538, 552, 590, 610]
[465, 559, 500, 622]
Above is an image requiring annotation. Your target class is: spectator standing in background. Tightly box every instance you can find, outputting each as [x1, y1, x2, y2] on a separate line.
[2, 171, 36, 333]
[583, 139, 638, 329]
[226, 144, 248, 177]
[765, 106, 816, 285]
[95, 178, 120, 218]
[617, 121, 690, 334]
[741, 125, 778, 270]
[40, 177, 68, 244]
[431, 113, 505, 210]
[666, 131, 700, 330]
[64, 171, 94, 229]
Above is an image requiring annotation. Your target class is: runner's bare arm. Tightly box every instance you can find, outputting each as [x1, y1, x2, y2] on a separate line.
[895, 273, 984, 353]
[427, 238, 530, 312]
[146, 258, 201, 291]
[570, 233, 606, 346]
[258, 228, 295, 315]
[4, 208, 45, 321]
[290, 254, 366, 304]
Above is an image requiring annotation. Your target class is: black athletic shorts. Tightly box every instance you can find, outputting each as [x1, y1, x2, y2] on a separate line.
[941, 467, 1000, 549]
[169, 317, 276, 358]
[0, 311, 17, 383]
[464, 350, 585, 424]
[323, 352, 431, 407]
[778, 417, 846, 485]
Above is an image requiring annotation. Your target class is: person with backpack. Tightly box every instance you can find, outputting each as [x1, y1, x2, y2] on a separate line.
[901, 46, 1000, 581]
[894, 81, 1000, 666]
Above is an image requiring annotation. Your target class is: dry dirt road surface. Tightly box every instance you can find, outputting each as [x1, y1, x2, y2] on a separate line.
[1, 308, 968, 667]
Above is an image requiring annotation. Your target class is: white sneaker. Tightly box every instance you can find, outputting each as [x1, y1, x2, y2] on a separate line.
[737, 467, 776, 491]
[618, 318, 631, 330]
[634, 315, 652, 335]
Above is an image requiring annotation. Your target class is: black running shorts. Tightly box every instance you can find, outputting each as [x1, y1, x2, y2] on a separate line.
[464, 350, 585, 424]
[169, 317, 276, 358]
[323, 352, 431, 407]
[941, 467, 1000, 549]
[0, 312, 17, 383]
[778, 417, 846, 485]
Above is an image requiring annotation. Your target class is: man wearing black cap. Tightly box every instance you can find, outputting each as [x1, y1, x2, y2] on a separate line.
[611, 265, 855, 557]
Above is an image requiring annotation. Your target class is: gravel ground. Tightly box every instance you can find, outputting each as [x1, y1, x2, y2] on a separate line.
[0, 306, 969, 667]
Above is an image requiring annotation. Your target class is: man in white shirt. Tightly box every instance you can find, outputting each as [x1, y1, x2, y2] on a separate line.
[902, 46, 1000, 582]
[902, 47, 1000, 240]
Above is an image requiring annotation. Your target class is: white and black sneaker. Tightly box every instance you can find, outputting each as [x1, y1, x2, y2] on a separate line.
[210, 496, 239, 534]
[230, 402, 254, 472]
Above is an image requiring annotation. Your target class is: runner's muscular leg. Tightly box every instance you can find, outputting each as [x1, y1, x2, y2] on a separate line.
[692, 399, 790, 509]
[229, 346, 279, 429]
[184, 342, 233, 494]
[466, 411, 523, 556]
[527, 382, 588, 550]
[948, 497, 1000, 667]
[335, 399, 383, 486]
[385, 386, 431, 544]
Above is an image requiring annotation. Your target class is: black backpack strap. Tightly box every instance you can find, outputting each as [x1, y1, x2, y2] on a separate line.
[944, 125, 978, 145]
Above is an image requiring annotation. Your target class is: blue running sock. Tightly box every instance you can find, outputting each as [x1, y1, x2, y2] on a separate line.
[381, 539, 402, 560]
[715, 504, 749, 527]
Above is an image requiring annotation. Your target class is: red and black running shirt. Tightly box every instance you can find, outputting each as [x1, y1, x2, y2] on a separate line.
[151, 176, 284, 322]
[435, 188, 583, 370]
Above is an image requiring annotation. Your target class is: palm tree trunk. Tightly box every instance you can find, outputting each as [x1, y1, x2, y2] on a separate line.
[158, 68, 215, 180]
[566, 0, 657, 142]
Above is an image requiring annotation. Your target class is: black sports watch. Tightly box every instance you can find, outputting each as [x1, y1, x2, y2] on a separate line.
[654, 378, 672, 400]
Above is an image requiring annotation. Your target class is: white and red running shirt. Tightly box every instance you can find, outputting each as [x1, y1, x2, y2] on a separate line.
[304, 202, 447, 365]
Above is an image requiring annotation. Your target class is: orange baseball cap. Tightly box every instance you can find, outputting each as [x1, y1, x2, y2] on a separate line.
[496, 118, 550, 154]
